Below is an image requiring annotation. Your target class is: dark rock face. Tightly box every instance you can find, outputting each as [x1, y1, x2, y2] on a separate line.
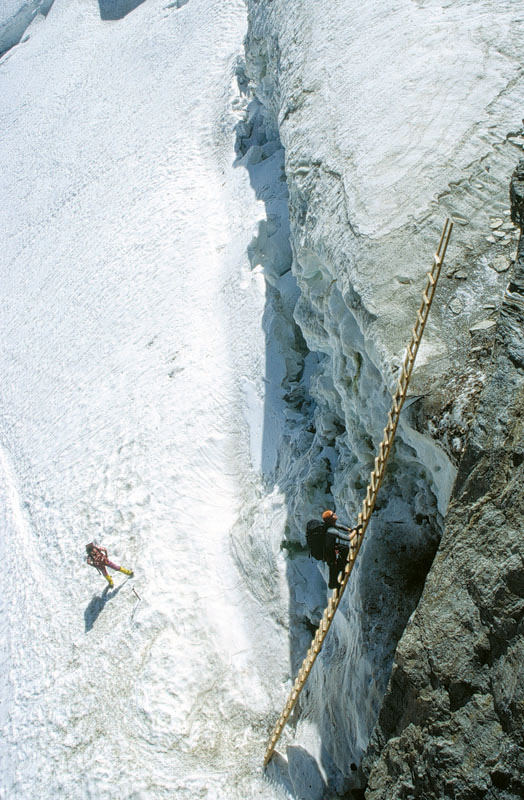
[363, 162, 524, 799]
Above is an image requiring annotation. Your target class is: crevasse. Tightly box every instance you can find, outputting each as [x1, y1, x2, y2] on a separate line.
[239, 30, 456, 798]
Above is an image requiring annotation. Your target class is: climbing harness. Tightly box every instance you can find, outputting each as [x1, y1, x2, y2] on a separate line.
[264, 219, 453, 766]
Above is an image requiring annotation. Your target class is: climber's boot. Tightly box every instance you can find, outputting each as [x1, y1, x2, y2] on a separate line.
[119, 567, 134, 577]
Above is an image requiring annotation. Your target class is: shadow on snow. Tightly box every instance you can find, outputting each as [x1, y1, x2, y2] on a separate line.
[84, 582, 125, 632]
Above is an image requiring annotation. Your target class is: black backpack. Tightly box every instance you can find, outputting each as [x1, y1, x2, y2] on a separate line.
[306, 519, 339, 564]
[306, 519, 325, 560]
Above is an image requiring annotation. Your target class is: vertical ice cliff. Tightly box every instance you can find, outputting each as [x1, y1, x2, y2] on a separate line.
[242, 1, 524, 795]
[0, 1, 54, 56]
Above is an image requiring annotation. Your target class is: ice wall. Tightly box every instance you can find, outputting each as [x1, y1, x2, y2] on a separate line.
[0, 1, 54, 56]
[237, 67, 454, 799]
[242, 1, 524, 795]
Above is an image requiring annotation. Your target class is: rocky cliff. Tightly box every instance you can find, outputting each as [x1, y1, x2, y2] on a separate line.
[362, 164, 524, 799]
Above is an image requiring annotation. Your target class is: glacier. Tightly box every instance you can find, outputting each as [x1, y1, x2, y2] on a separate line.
[1, 1, 523, 798]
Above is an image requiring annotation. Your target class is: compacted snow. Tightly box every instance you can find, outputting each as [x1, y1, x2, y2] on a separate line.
[0, 2, 293, 798]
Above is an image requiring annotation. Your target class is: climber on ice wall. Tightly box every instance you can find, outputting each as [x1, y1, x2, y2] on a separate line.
[306, 510, 362, 589]
[85, 542, 134, 588]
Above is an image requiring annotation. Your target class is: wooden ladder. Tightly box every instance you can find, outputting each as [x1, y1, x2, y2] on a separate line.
[264, 219, 453, 766]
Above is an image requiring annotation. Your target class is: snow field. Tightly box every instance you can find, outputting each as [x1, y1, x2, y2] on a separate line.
[0, 1, 293, 797]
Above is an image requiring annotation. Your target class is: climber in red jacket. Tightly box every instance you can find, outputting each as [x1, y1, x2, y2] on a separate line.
[85, 542, 133, 588]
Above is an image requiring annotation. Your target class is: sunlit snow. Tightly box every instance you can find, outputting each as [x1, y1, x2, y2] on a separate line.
[0, 1, 292, 798]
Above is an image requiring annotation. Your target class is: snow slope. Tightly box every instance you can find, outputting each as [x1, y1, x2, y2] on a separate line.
[0, 1, 292, 797]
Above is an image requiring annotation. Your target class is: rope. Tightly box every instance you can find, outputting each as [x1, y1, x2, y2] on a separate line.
[264, 219, 453, 766]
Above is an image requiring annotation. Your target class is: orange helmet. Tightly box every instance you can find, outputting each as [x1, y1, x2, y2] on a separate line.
[322, 510, 337, 523]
